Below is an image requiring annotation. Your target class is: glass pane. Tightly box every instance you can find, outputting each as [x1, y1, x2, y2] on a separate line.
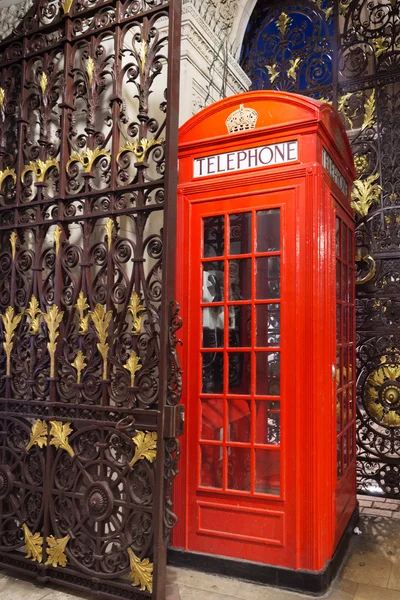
[336, 260, 340, 300]
[228, 305, 251, 347]
[348, 227, 353, 262]
[201, 445, 223, 488]
[350, 425, 355, 461]
[256, 209, 280, 252]
[256, 256, 280, 299]
[349, 348, 354, 382]
[343, 306, 348, 343]
[342, 223, 347, 259]
[337, 437, 343, 480]
[348, 385, 354, 421]
[336, 392, 342, 433]
[255, 449, 280, 495]
[228, 352, 251, 395]
[349, 269, 354, 303]
[229, 213, 251, 255]
[343, 388, 348, 427]
[342, 264, 348, 302]
[336, 304, 341, 343]
[336, 349, 341, 389]
[202, 352, 224, 394]
[227, 447, 250, 491]
[202, 307, 224, 347]
[256, 352, 280, 395]
[228, 399, 251, 442]
[229, 258, 252, 300]
[201, 398, 224, 440]
[256, 304, 280, 346]
[256, 401, 280, 444]
[203, 216, 224, 258]
[336, 216, 340, 256]
[343, 433, 348, 470]
[343, 347, 348, 385]
[203, 261, 224, 302]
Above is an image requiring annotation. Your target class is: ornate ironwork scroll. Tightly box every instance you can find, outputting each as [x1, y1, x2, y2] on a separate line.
[241, 0, 400, 499]
[0, 0, 182, 598]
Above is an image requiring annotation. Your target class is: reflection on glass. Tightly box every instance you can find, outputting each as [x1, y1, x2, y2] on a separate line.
[200, 445, 223, 488]
[343, 433, 348, 469]
[202, 307, 224, 348]
[336, 260, 340, 300]
[349, 270, 354, 303]
[201, 398, 224, 440]
[256, 209, 280, 252]
[343, 347, 348, 384]
[337, 392, 342, 433]
[337, 437, 342, 479]
[336, 349, 341, 389]
[350, 426, 354, 461]
[256, 304, 280, 346]
[256, 401, 280, 444]
[336, 304, 341, 343]
[228, 352, 251, 395]
[343, 264, 348, 302]
[343, 388, 348, 426]
[256, 256, 280, 299]
[342, 223, 347, 259]
[228, 399, 251, 442]
[203, 216, 224, 258]
[348, 385, 353, 420]
[229, 259, 252, 300]
[203, 261, 224, 302]
[255, 449, 280, 495]
[229, 212, 251, 255]
[336, 216, 340, 256]
[227, 447, 250, 491]
[228, 305, 251, 347]
[256, 352, 280, 395]
[348, 227, 353, 262]
[202, 352, 223, 394]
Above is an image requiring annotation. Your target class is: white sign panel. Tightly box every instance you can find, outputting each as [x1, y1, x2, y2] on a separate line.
[193, 140, 298, 178]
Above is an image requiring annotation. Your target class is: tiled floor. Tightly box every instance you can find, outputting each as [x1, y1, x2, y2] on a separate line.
[1, 514, 400, 600]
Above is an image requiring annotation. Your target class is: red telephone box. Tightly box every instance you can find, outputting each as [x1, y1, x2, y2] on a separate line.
[171, 91, 357, 593]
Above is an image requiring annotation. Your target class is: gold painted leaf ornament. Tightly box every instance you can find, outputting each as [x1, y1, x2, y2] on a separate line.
[49, 421, 74, 457]
[127, 548, 153, 593]
[1, 306, 22, 376]
[23, 523, 43, 563]
[124, 350, 142, 388]
[90, 303, 113, 380]
[26, 420, 48, 452]
[129, 431, 157, 468]
[351, 173, 382, 217]
[45, 534, 70, 567]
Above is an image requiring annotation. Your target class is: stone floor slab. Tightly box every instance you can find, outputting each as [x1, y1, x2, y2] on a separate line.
[354, 583, 400, 600]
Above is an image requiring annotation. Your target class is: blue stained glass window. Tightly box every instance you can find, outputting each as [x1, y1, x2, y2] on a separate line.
[240, 1, 334, 101]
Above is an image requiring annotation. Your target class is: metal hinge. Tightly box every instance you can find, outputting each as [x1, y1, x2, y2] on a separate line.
[163, 404, 184, 438]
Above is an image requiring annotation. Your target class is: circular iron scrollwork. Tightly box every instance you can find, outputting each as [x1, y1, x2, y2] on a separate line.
[84, 482, 114, 522]
[364, 363, 400, 427]
[379, 464, 400, 496]
[0, 466, 13, 500]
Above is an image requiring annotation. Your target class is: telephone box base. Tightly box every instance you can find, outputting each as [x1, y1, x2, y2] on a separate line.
[168, 507, 359, 596]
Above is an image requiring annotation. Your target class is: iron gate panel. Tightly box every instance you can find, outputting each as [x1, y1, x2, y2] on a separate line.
[240, 0, 400, 499]
[0, 0, 182, 598]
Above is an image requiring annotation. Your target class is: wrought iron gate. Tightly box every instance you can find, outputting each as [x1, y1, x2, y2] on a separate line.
[0, 0, 182, 598]
[241, 0, 400, 499]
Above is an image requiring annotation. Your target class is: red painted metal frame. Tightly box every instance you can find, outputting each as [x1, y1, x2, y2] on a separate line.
[174, 91, 356, 573]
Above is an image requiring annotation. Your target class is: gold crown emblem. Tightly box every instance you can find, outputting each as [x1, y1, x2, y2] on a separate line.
[225, 104, 258, 134]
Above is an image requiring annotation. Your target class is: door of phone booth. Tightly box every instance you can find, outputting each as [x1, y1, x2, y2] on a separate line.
[171, 91, 357, 593]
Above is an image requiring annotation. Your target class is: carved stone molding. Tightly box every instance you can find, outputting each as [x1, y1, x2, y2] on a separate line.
[0, 0, 33, 42]
[181, 2, 250, 117]
[183, 0, 239, 38]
